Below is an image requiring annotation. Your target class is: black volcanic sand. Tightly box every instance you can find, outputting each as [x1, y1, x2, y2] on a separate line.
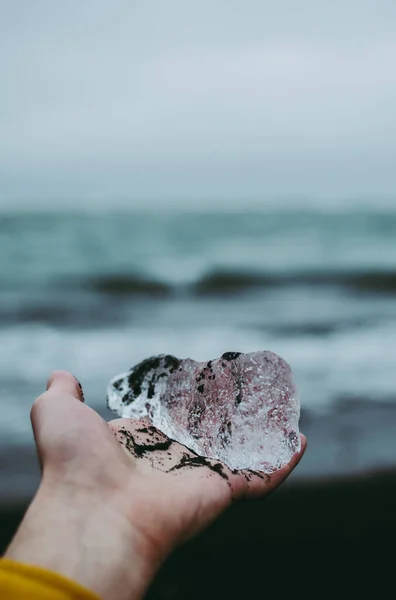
[1, 471, 395, 597]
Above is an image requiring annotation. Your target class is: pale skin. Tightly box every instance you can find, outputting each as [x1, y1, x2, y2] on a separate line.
[5, 371, 307, 600]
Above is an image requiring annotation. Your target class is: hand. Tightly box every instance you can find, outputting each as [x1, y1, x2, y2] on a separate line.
[5, 371, 306, 600]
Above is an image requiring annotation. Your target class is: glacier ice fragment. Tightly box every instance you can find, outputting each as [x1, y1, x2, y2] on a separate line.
[107, 350, 300, 472]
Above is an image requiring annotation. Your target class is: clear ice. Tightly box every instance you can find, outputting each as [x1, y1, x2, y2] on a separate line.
[107, 351, 300, 472]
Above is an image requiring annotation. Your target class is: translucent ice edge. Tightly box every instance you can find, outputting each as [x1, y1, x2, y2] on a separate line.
[107, 351, 301, 472]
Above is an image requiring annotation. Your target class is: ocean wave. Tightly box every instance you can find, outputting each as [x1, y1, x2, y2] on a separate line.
[2, 266, 396, 331]
[193, 268, 396, 295]
[255, 318, 370, 337]
[339, 271, 396, 293]
[193, 271, 276, 294]
[81, 274, 172, 297]
[0, 303, 127, 328]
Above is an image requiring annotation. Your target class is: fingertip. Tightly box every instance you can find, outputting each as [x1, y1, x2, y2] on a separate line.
[46, 370, 84, 402]
[235, 432, 307, 500]
[285, 433, 307, 473]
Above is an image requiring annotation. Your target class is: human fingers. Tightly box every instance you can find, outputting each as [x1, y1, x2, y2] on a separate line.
[31, 371, 88, 470]
[46, 370, 84, 401]
[235, 433, 307, 499]
[31, 371, 84, 432]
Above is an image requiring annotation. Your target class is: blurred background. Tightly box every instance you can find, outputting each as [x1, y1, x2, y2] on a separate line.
[1, 1, 396, 595]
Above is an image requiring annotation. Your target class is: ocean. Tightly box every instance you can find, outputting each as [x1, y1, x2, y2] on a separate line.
[1, 208, 396, 498]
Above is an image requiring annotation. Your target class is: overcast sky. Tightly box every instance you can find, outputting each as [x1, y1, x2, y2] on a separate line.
[1, 0, 396, 210]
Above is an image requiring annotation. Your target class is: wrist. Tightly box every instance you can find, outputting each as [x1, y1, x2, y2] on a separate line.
[5, 478, 160, 600]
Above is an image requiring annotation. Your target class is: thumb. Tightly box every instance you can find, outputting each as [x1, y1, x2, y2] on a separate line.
[46, 370, 84, 401]
[31, 370, 84, 432]
[30, 371, 85, 469]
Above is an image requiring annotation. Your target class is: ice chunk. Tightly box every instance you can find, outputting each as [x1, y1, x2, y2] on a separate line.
[107, 351, 300, 472]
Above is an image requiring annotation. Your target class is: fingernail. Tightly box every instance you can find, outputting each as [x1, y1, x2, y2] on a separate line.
[74, 376, 85, 401]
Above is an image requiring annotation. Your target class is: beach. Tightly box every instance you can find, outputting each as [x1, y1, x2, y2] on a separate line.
[2, 1, 396, 595]
[0, 208, 395, 596]
[1, 469, 395, 597]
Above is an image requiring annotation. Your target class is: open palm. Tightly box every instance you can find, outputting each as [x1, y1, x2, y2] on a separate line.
[32, 371, 306, 563]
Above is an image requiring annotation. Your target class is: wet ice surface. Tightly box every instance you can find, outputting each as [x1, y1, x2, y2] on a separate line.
[107, 351, 300, 472]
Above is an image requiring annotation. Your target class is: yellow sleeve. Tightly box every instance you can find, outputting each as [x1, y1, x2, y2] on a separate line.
[0, 558, 101, 600]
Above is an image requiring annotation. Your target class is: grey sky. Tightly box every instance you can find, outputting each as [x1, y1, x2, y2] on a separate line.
[1, 0, 396, 209]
